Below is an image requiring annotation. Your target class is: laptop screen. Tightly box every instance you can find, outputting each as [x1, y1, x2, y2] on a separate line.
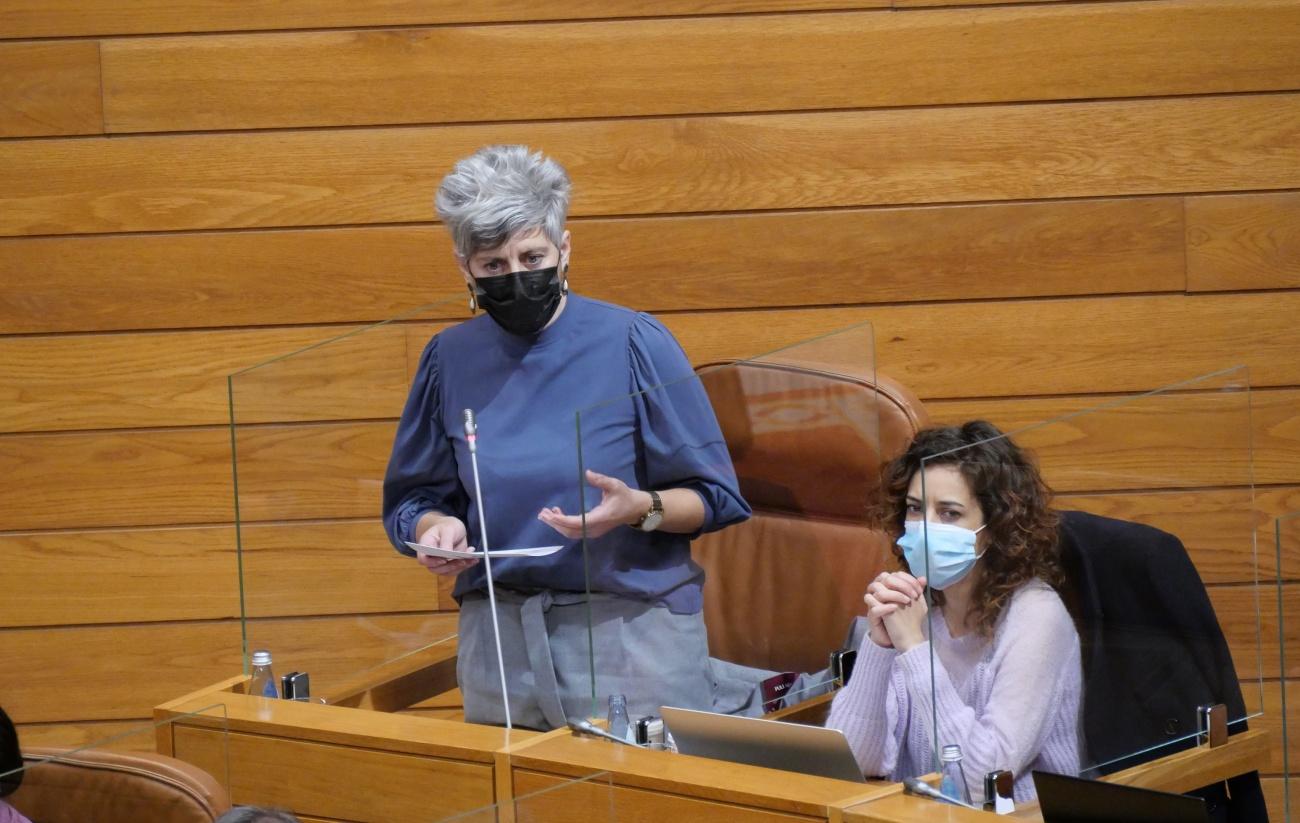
[1033, 771, 1211, 823]
[660, 706, 866, 783]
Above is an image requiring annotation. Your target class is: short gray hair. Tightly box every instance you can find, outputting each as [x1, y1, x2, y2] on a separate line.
[215, 806, 300, 823]
[435, 145, 572, 259]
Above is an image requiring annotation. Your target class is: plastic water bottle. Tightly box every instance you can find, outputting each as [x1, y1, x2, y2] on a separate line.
[249, 650, 279, 698]
[939, 744, 972, 805]
[607, 694, 630, 742]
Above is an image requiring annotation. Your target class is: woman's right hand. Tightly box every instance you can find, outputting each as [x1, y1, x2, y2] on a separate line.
[414, 514, 478, 576]
[863, 571, 927, 648]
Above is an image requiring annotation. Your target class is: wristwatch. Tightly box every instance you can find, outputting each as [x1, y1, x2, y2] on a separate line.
[633, 490, 664, 532]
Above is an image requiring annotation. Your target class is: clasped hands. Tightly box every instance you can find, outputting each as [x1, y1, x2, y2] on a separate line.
[415, 470, 648, 576]
[864, 571, 929, 652]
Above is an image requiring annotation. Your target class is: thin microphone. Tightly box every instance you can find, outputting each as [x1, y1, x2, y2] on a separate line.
[463, 409, 477, 453]
[463, 407, 509, 729]
[567, 719, 642, 747]
[902, 777, 981, 811]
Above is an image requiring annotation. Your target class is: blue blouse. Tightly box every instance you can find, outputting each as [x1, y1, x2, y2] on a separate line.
[382, 294, 751, 614]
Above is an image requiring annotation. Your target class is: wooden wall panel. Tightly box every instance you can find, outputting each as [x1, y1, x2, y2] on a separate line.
[0, 520, 437, 627]
[238, 520, 440, 618]
[928, 388, 1299, 490]
[1187, 192, 1300, 292]
[1, 621, 243, 723]
[1210, 584, 1294, 681]
[0, 41, 103, 139]
[0, 197, 1185, 334]
[660, 293, 1300, 399]
[1, 613, 455, 723]
[0, 0, 889, 39]
[0, 428, 232, 531]
[0, 526, 239, 628]
[0, 324, 411, 433]
[4, 0, 1299, 792]
[0, 228, 455, 334]
[99, 1, 1300, 132]
[4, 94, 1299, 236]
[1054, 487, 1300, 585]
[34, 279, 1300, 437]
[233, 422, 395, 522]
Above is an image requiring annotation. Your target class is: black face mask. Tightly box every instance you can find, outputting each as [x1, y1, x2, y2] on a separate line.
[470, 265, 565, 336]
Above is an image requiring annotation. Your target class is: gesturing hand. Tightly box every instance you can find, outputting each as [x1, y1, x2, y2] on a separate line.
[863, 571, 928, 650]
[414, 516, 478, 576]
[538, 470, 650, 539]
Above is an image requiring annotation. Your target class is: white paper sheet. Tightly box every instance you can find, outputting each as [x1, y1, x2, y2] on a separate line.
[403, 542, 563, 560]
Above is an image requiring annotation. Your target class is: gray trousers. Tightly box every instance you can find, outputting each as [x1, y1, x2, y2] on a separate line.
[457, 590, 776, 730]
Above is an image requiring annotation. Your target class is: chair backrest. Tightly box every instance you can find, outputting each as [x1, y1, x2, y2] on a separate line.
[692, 360, 929, 673]
[11, 746, 230, 823]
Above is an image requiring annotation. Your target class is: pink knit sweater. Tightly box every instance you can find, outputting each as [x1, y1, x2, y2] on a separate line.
[826, 579, 1081, 803]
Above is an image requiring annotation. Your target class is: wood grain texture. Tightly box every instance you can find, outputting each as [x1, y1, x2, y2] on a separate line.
[1263, 776, 1299, 822]
[661, 293, 1300, 400]
[1187, 191, 1300, 291]
[0, 427, 233, 531]
[13, 288, 1298, 436]
[514, 770, 819, 822]
[0, 525, 240, 627]
[1210, 583, 1294, 680]
[0, 228, 461, 334]
[14, 721, 159, 754]
[100, 0, 1300, 132]
[4, 93, 1298, 236]
[2, 613, 456, 723]
[0, 0, 889, 39]
[0, 520, 439, 627]
[1054, 486, 1300, 585]
[232, 421, 396, 522]
[0, 323, 415, 433]
[237, 520, 441, 618]
[176, 726, 493, 820]
[4, 326, 1296, 533]
[927, 387, 1300, 492]
[0, 197, 1184, 334]
[1, 620, 243, 723]
[0, 41, 102, 138]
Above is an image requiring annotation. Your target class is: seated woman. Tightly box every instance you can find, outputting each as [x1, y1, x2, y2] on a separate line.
[826, 420, 1080, 803]
[0, 706, 33, 823]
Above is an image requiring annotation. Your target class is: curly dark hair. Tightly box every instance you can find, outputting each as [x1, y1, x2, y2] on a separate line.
[874, 420, 1064, 637]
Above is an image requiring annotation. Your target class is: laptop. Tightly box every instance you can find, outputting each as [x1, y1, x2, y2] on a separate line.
[660, 706, 866, 783]
[1033, 771, 1212, 823]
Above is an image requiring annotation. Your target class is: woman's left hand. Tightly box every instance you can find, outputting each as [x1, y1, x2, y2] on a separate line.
[880, 578, 929, 653]
[538, 470, 650, 539]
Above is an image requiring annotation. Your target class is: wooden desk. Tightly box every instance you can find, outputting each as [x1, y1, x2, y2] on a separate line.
[157, 674, 1270, 823]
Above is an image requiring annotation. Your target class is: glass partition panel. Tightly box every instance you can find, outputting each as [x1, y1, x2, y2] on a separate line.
[1277, 511, 1300, 822]
[906, 366, 1259, 805]
[230, 296, 468, 709]
[433, 770, 614, 822]
[572, 321, 879, 727]
[2, 704, 230, 819]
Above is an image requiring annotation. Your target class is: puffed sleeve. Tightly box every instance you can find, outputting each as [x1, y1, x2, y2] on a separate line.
[382, 336, 468, 555]
[628, 313, 751, 535]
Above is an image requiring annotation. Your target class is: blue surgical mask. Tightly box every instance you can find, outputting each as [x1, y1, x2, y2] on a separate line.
[897, 520, 988, 590]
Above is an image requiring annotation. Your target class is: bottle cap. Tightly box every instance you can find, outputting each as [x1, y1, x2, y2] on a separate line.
[941, 744, 963, 762]
[251, 650, 272, 667]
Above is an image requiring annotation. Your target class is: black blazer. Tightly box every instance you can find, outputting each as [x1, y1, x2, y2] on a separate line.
[1057, 510, 1267, 822]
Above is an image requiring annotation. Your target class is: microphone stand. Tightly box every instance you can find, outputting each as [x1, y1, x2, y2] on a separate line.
[464, 408, 512, 732]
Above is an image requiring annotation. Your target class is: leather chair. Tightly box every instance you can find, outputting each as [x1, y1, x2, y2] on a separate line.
[10, 746, 231, 823]
[692, 360, 929, 675]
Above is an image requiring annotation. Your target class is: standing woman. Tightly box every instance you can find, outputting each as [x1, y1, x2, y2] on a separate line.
[383, 145, 752, 730]
[826, 421, 1081, 802]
